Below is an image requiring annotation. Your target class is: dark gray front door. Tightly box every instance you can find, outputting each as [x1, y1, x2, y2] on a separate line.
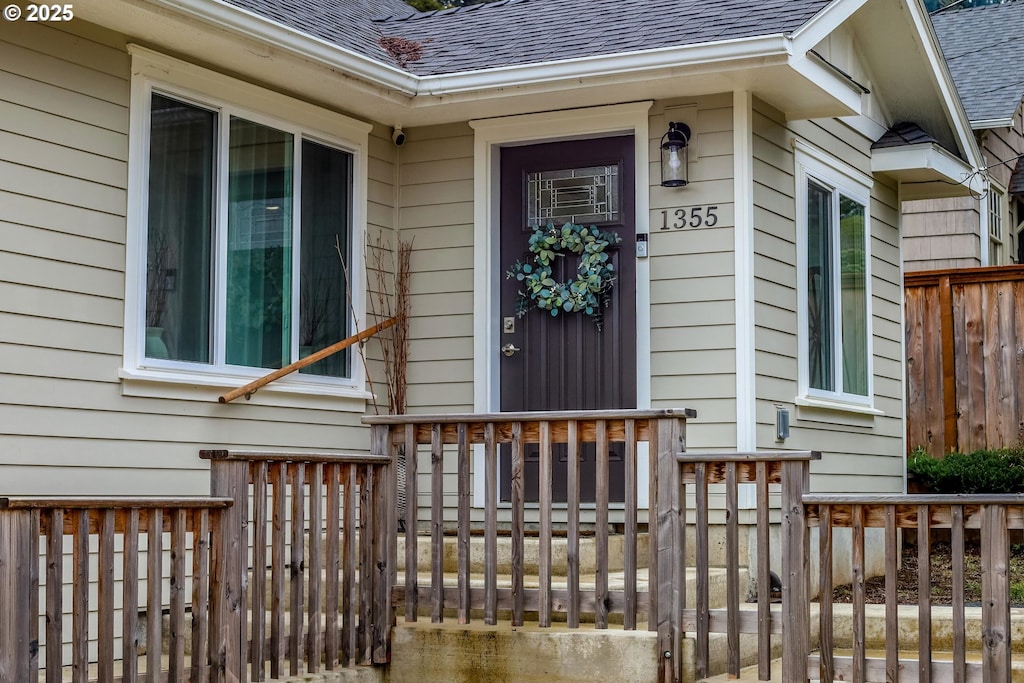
[498, 136, 637, 504]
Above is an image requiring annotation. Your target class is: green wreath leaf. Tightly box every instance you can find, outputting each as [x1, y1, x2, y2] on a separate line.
[505, 222, 621, 331]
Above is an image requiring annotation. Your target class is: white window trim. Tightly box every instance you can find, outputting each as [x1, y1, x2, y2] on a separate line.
[122, 46, 373, 408]
[988, 182, 1007, 266]
[794, 142, 875, 409]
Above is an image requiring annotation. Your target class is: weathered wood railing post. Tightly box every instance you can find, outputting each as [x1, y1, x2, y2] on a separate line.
[370, 423, 396, 664]
[209, 458, 249, 683]
[0, 507, 35, 683]
[656, 414, 685, 683]
[781, 459, 811, 683]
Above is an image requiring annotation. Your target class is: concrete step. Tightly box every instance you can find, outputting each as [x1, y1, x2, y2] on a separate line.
[396, 532, 650, 576]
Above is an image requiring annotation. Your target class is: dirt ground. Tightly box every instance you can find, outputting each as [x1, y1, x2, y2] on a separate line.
[830, 541, 1024, 605]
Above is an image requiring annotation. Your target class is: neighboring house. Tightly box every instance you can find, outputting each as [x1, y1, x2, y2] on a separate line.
[902, 0, 1024, 271]
[0, 0, 981, 515]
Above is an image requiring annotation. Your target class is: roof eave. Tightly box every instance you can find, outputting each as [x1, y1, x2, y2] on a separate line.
[413, 35, 794, 96]
[142, 0, 420, 94]
[971, 117, 1016, 131]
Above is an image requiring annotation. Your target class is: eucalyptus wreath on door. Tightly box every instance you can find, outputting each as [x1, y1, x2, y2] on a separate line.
[506, 222, 621, 331]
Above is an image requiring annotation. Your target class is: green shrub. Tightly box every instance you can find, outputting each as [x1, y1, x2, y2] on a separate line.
[907, 446, 1024, 494]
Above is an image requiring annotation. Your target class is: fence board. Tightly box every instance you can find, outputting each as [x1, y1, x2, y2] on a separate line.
[905, 266, 1024, 455]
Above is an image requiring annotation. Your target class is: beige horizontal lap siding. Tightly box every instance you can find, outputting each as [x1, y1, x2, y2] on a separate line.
[752, 101, 904, 493]
[902, 196, 981, 271]
[399, 122, 475, 417]
[395, 123, 475, 525]
[1, 21, 399, 662]
[649, 95, 737, 451]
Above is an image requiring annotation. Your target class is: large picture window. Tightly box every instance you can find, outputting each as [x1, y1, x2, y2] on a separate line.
[797, 150, 872, 405]
[125, 50, 370, 401]
[145, 93, 353, 378]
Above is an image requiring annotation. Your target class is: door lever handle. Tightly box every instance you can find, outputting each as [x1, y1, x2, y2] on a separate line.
[501, 343, 521, 357]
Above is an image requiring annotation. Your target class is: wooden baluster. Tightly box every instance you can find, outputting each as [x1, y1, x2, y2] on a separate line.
[594, 419, 609, 630]
[191, 509, 211, 683]
[430, 423, 444, 624]
[511, 422, 525, 627]
[538, 421, 553, 628]
[72, 509, 89, 683]
[818, 505, 834, 683]
[270, 462, 287, 678]
[484, 423, 498, 625]
[918, 504, 931, 683]
[28, 510, 39, 679]
[885, 504, 900, 683]
[251, 462, 268, 681]
[45, 508, 63, 683]
[457, 423, 471, 624]
[852, 504, 866, 683]
[147, 508, 162, 683]
[725, 462, 739, 678]
[325, 463, 341, 670]
[623, 419, 637, 631]
[290, 463, 306, 675]
[755, 462, 770, 680]
[307, 463, 324, 672]
[566, 420, 581, 629]
[342, 464, 357, 667]
[404, 423, 419, 623]
[169, 509, 187, 683]
[123, 509, 140, 683]
[97, 509, 116, 683]
[951, 505, 966, 683]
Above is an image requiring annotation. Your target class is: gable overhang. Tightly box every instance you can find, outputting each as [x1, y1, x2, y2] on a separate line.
[843, 0, 982, 172]
[80, 0, 866, 127]
[871, 143, 978, 201]
[972, 117, 1017, 131]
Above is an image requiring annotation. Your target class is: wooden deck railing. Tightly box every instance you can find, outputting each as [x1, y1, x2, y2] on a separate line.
[678, 451, 820, 681]
[200, 449, 393, 681]
[0, 496, 233, 683]
[804, 493, 1024, 682]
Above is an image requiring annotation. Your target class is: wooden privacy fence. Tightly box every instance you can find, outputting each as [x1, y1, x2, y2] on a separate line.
[805, 494, 1024, 682]
[0, 496, 233, 683]
[905, 265, 1024, 455]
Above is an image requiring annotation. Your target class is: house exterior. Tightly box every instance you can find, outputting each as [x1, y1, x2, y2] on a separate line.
[902, 0, 1024, 271]
[0, 0, 981, 516]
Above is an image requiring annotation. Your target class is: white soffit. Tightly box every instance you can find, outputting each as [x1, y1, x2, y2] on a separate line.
[871, 143, 976, 200]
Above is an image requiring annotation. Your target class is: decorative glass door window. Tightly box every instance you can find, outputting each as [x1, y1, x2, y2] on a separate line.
[527, 165, 619, 226]
[144, 92, 353, 378]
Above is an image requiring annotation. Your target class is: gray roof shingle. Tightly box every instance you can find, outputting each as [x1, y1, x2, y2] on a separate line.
[220, 0, 415, 65]
[219, 0, 832, 76]
[871, 121, 940, 150]
[930, 0, 1024, 125]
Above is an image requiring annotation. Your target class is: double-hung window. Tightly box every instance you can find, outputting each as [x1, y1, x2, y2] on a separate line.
[797, 148, 873, 406]
[124, 48, 370, 399]
[988, 185, 1006, 266]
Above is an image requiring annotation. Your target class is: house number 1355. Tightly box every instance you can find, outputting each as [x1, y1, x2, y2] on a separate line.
[659, 206, 719, 230]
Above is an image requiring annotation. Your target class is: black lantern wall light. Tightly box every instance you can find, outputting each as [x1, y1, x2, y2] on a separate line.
[660, 121, 691, 187]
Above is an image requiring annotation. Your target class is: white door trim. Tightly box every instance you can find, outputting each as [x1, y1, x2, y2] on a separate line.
[468, 101, 654, 507]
